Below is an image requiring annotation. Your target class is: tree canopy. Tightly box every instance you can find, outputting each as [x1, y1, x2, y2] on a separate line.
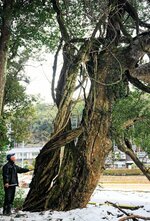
[0, 0, 150, 212]
[113, 89, 150, 156]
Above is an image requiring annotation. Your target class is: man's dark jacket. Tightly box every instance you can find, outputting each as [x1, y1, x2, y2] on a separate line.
[2, 161, 29, 186]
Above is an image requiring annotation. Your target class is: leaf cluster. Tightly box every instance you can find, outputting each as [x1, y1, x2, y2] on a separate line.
[112, 90, 150, 155]
[29, 102, 57, 144]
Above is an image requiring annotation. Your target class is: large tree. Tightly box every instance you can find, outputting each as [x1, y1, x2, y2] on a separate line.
[22, 0, 150, 211]
[0, 0, 58, 115]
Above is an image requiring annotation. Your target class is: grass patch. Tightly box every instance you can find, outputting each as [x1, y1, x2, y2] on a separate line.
[104, 168, 143, 176]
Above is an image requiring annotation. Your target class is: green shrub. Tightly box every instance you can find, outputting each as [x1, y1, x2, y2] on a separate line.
[104, 168, 143, 176]
[0, 170, 4, 207]
[14, 189, 25, 209]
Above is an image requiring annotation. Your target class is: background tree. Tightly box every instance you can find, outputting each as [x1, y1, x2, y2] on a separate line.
[0, 0, 62, 147]
[30, 102, 57, 145]
[1, 47, 37, 147]
[23, 0, 150, 212]
[0, 0, 59, 114]
[112, 89, 150, 179]
[29, 99, 84, 144]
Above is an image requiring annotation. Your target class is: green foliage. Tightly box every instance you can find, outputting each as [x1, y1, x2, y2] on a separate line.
[23, 160, 34, 170]
[4, 73, 29, 112]
[10, 102, 36, 144]
[2, 48, 37, 145]
[72, 99, 84, 116]
[0, 117, 9, 167]
[29, 100, 85, 144]
[0, 117, 9, 148]
[3, 88, 36, 145]
[8, 1, 59, 53]
[1, 0, 147, 50]
[30, 102, 57, 144]
[112, 90, 150, 156]
[14, 189, 25, 209]
[0, 171, 4, 207]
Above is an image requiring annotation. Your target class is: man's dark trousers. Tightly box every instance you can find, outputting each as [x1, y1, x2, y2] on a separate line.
[3, 186, 16, 215]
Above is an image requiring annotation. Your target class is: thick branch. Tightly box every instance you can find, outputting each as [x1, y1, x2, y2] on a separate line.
[123, 31, 150, 69]
[106, 201, 129, 216]
[51, 0, 70, 41]
[119, 215, 150, 221]
[123, 116, 146, 129]
[107, 202, 150, 221]
[116, 138, 150, 181]
[130, 62, 150, 84]
[52, 39, 63, 103]
[40, 126, 84, 157]
[125, 71, 150, 93]
[139, 20, 150, 29]
[54, 39, 91, 133]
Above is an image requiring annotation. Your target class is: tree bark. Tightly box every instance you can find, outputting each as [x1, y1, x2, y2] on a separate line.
[117, 138, 150, 181]
[23, 48, 122, 211]
[0, 0, 14, 115]
[23, 2, 150, 212]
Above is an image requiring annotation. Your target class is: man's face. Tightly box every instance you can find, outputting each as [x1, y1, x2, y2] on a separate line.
[10, 155, 16, 162]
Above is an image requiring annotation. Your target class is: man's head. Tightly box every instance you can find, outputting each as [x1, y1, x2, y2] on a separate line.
[6, 153, 16, 162]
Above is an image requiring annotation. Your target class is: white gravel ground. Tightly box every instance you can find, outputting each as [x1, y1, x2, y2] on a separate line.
[0, 187, 150, 221]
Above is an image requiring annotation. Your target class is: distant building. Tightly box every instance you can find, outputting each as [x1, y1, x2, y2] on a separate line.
[7, 147, 42, 165]
[106, 148, 150, 169]
[6, 141, 150, 169]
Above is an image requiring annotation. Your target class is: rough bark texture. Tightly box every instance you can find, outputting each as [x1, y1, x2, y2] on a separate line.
[0, 0, 13, 114]
[23, 48, 122, 211]
[23, 0, 150, 212]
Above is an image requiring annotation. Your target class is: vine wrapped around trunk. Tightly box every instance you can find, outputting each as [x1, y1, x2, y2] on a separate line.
[23, 0, 150, 212]
[23, 48, 123, 211]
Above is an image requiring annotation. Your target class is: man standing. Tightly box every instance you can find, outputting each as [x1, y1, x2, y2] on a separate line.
[2, 153, 30, 215]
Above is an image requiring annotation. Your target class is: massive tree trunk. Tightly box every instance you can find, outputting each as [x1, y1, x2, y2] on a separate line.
[23, 47, 124, 211]
[23, 0, 150, 212]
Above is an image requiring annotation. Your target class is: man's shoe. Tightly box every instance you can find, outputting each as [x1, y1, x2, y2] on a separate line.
[3, 210, 7, 215]
[3, 206, 8, 215]
[5, 205, 12, 215]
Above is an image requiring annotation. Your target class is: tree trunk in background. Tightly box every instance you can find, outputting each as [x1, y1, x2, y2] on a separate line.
[23, 49, 124, 211]
[0, 0, 13, 115]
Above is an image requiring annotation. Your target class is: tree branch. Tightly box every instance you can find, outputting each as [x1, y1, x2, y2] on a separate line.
[116, 137, 150, 181]
[123, 116, 146, 129]
[139, 20, 150, 29]
[123, 31, 150, 69]
[52, 39, 63, 103]
[130, 62, 150, 84]
[119, 215, 150, 221]
[107, 202, 150, 221]
[125, 71, 150, 93]
[51, 0, 70, 41]
[106, 201, 129, 216]
[39, 126, 84, 157]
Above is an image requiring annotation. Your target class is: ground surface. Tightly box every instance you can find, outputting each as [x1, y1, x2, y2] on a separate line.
[100, 175, 150, 191]
[0, 175, 149, 221]
[0, 187, 150, 221]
